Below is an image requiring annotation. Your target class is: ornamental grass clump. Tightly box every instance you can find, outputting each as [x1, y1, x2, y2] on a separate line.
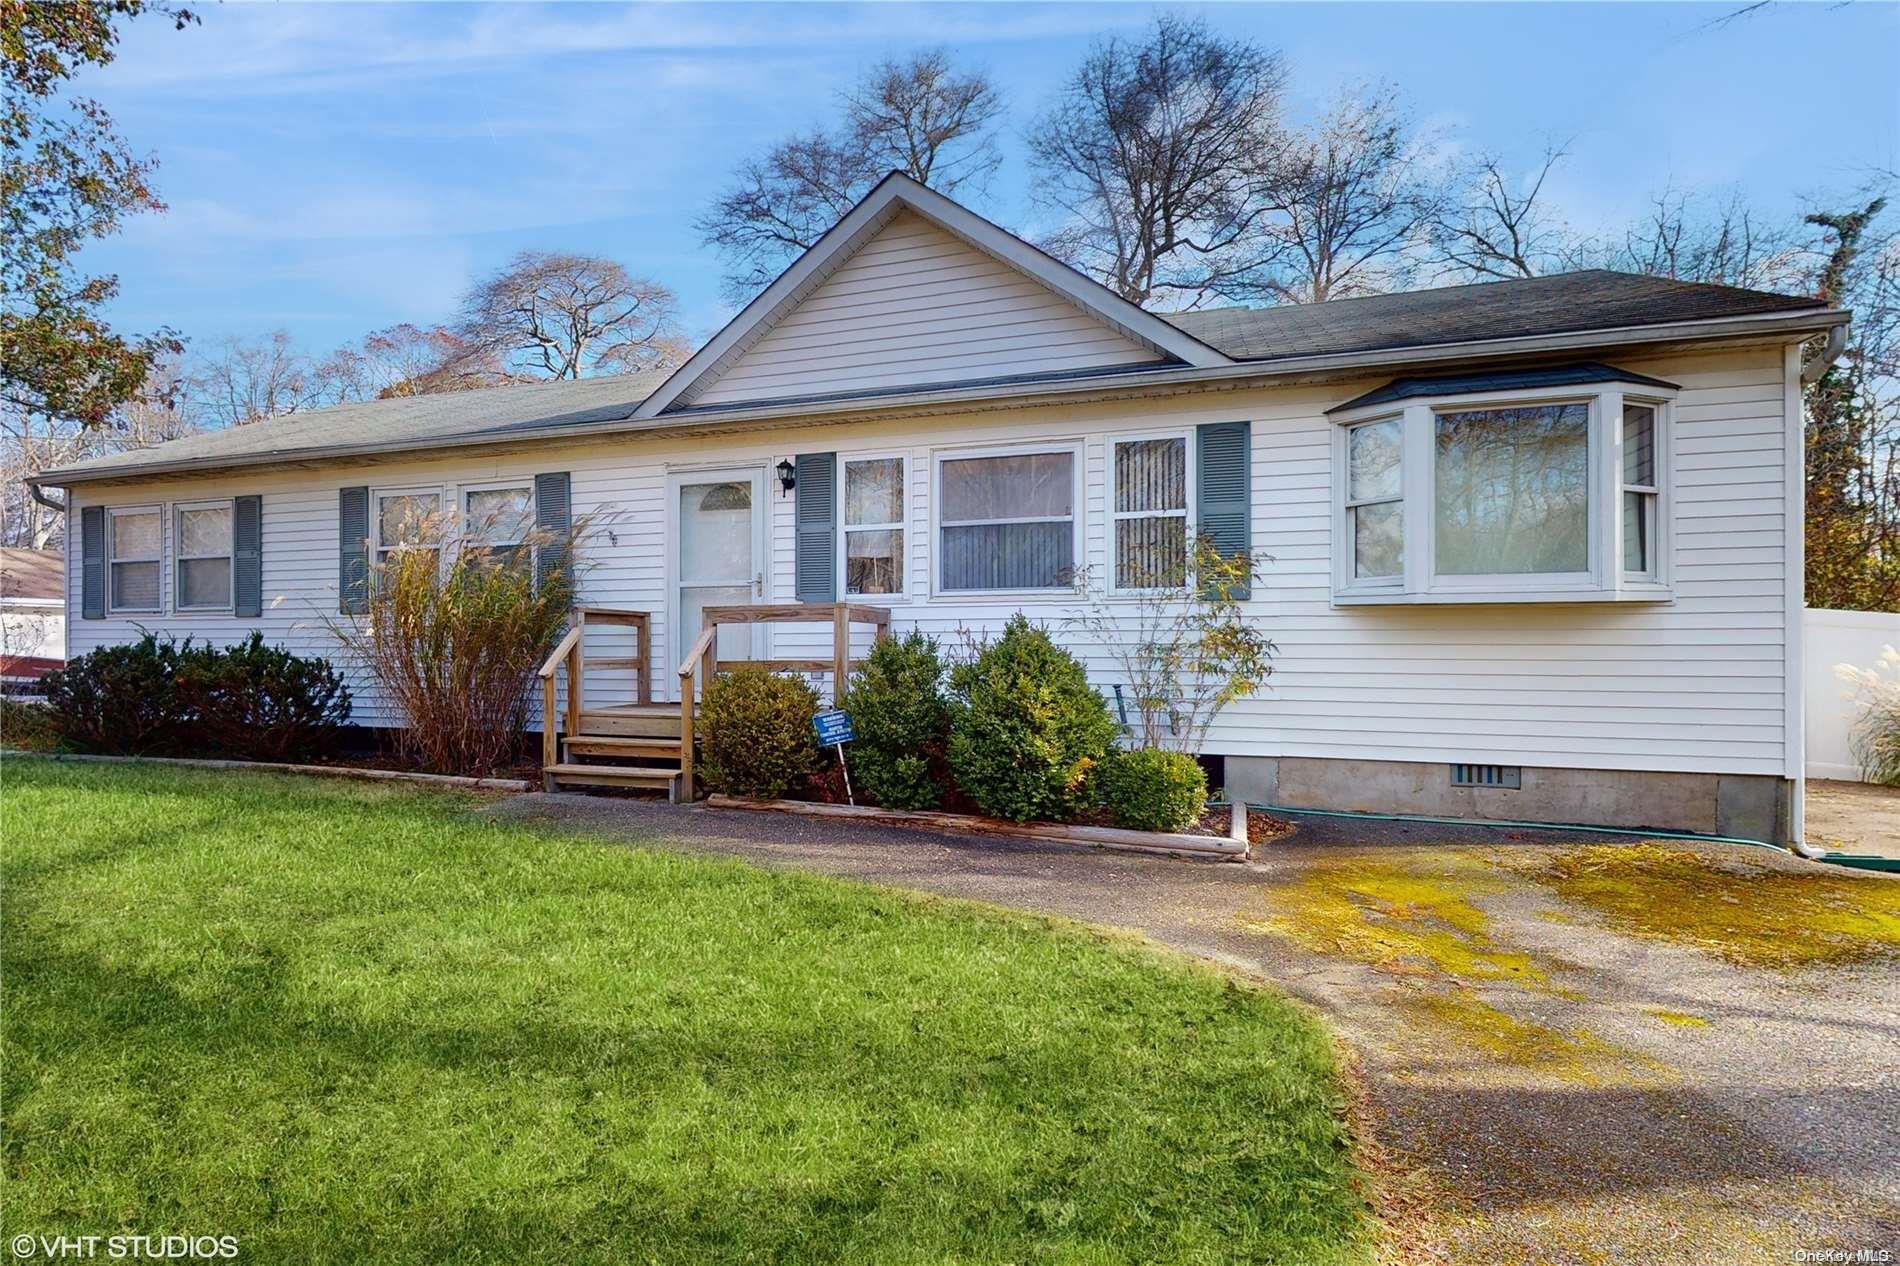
[697, 664, 820, 798]
[1838, 645, 1900, 786]
[330, 511, 573, 777]
[839, 631, 951, 809]
[947, 615, 1118, 823]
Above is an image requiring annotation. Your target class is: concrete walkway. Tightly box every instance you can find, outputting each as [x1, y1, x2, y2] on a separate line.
[486, 794, 1900, 1264]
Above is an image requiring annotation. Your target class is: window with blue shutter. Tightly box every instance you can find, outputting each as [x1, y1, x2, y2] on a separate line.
[79, 504, 105, 620]
[1195, 421, 1252, 599]
[534, 471, 572, 594]
[794, 452, 836, 603]
[338, 486, 369, 614]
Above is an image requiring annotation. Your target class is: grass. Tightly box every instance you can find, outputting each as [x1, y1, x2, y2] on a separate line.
[0, 759, 1367, 1265]
[1529, 844, 1900, 969]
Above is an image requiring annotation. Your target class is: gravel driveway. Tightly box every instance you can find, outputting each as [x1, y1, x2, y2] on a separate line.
[487, 794, 1900, 1264]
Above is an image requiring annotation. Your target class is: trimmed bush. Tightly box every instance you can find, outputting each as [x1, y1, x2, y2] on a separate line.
[177, 632, 352, 762]
[39, 633, 353, 760]
[1097, 748, 1208, 834]
[698, 664, 819, 799]
[840, 631, 950, 809]
[947, 615, 1118, 823]
[40, 633, 194, 755]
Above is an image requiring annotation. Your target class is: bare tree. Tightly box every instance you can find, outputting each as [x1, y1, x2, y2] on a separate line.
[701, 50, 1003, 300]
[320, 323, 510, 401]
[1602, 186, 1808, 290]
[458, 252, 688, 380]
[184, 330, 334, 428]
[1027, 15, 1286, 306]
[1232, 84, 1447, 304]
[1430, 143, 1583, 281]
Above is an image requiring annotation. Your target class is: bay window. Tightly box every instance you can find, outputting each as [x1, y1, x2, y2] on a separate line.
[842, 456, 905, 596]
[108, 505, 162, 612]
[175, 500, 234, 610]
[1112, 436, 1189, 589]
[937, 446, 1077, 592]
[1329, 369, 1675, 603]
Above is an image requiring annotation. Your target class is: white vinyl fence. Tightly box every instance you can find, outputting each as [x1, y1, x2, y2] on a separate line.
[1806, 607, 1900, 781]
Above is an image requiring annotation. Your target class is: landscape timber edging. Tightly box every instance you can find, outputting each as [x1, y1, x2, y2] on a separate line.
[702, 794, 1249, 861]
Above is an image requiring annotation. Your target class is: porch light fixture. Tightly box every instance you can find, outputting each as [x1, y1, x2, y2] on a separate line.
[776, 459, 796, 494]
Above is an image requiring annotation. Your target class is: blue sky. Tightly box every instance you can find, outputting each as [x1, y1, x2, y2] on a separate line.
[83, 1, 1899, 357]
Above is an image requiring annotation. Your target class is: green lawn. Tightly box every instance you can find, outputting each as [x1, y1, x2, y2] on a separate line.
[1, 760, 1367, 1265]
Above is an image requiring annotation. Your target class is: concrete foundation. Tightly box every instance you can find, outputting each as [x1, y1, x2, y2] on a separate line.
[1221, 755, 1795, 844]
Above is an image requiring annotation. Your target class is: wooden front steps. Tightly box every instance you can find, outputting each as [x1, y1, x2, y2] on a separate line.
[541, 762, 683, 798]
[545, 703, 690, 801]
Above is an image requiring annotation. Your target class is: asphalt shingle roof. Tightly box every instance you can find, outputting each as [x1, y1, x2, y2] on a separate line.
[40, 270, 1830, 483]
[1327, 362, 1681, 414]
[1161, 269, 1825, 361]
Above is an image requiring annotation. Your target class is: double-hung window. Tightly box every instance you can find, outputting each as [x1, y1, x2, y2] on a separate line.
[842, 456, 905, 596]
[375, 489, 441, 571]
[1620, 402, 1659, 578]
[108, 505, 162, 613]
[1345, 420, 1403, 582]
[175, 500, 234, 610]
[464, 485, 534, 575]
[1112, 436, 1190, 589]
[937, 447, 1077, 592]
[1330, 371, 1675, 604]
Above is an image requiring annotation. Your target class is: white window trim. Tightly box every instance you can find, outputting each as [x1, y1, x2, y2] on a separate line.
[1107, 430, 1196, 594]
[1617, 399, 1668, 585]
[173, 497, 236, 613]
[929, 439, 1085, 599]
[459, 479, 536, 571]
[372, 485, 444, 564]
[1330, 381, 1676, 606]
[837, 452, 909, 600]
[106, 503, 164, 615]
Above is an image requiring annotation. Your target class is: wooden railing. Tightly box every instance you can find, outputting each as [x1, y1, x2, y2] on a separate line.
[676, 602, 893, 796]
[537, 606, 654, 770]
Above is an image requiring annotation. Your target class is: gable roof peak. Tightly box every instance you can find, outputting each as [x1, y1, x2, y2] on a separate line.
[634, 173, 1230, 417]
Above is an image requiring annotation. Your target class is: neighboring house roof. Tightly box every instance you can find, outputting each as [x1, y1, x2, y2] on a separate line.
[1328, 362, 1682, 414]
[0, 549, 63, 603]
[1165, 270, 1827, 361]
[31, 177, 1843, 487]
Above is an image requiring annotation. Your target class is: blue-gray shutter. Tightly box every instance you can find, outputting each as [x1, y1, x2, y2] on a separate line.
[534, 471, 572, 594]
[233, 495, 262, 618]
[338, 486, 369, 614]
[1196, 421, 1252, 600]
[79, 504, 105, 619]
[794, 452, 836, 603]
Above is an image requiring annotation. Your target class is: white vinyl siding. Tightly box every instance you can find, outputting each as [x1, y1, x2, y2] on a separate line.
[691, 210, 1162, 406]
[64, 344, 1794, 777]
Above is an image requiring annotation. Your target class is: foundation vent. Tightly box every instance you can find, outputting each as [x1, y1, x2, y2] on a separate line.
[1450, 763, 1521, 789]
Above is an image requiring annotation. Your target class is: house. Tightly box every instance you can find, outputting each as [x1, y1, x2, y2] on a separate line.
[0, 548, 65, 692]
[28, 174, 1847, 843]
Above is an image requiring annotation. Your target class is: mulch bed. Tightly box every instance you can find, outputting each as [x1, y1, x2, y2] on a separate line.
[1193, 803, 1296, 846]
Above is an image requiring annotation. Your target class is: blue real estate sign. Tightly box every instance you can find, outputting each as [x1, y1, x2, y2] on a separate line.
[813, 710, 855, 747]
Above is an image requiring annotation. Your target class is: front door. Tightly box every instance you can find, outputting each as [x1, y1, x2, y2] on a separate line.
[675, 467, 765, 694]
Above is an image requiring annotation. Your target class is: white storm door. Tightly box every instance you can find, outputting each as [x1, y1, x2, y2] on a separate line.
[675, 468, 766, 690]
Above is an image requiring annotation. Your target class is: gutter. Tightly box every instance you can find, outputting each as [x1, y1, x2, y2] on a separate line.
[31, 306, 1849, 488]
[28, 484, 67, 515]
[1800, 322, 1848, 384]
